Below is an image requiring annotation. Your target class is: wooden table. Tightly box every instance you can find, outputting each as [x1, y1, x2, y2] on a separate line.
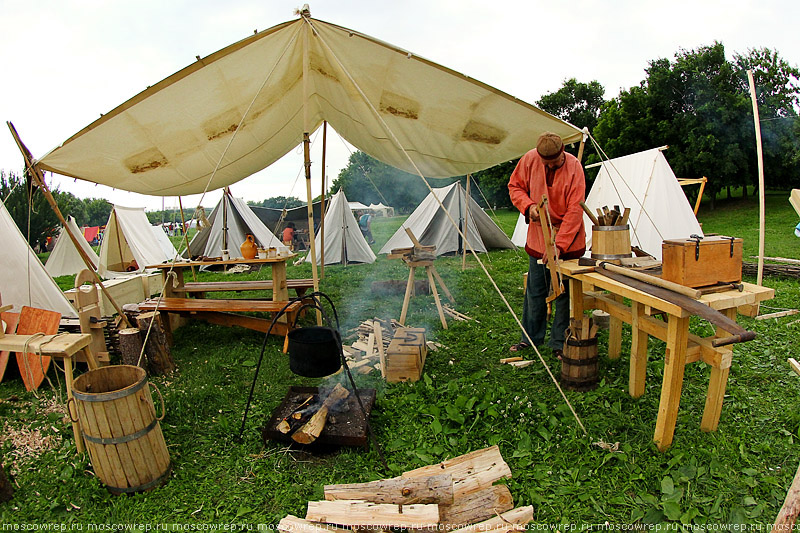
[0, 333, 98, 454]
[559, 260, 775, 450]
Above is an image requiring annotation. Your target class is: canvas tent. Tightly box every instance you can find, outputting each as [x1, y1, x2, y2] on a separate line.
[45, 215, 100, 277]
[83, 225, 100, 244]
[0, 201, 77, 317]
[98, 206, 178, 278]
[368, 203, 394, 217]
[380, 182, 514, 256]
[583, 148, 703, 260]
[187, 192, 287, 260]
[304, 189, 375, 265]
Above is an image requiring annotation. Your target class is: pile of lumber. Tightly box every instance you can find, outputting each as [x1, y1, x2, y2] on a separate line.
[443, 306, 475, 322]
[277, 446, 533, 532]
[341, 319, 440, 378]
[499, 356, 534, 369]
[387, 245, 436, 264]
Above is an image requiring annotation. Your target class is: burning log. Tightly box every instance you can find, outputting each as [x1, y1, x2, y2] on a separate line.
[324, 474, 454, 505]
[276, 394, 317, 434]
[292, 384, 350, 444]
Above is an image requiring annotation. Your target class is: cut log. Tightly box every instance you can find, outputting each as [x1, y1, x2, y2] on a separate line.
[401, 445, 512, 499]
[439, 485, 513, 528]
[305, 500, 439, 528]
[278, 515, 351, 533]
[292, 384, 350, 444]
[774, 460, 800, 529]
[118, 327, 145, 367]
[324, 474, 454, 505]
[136, 311, 176, 375]
[0, 463, 13, 503]
[453, 506, 533, 533]
[276, 394, 317, 434]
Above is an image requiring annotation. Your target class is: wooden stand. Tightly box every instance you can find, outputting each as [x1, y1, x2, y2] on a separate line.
[399, 260, 454, 329]
[73, 270, 110, 365]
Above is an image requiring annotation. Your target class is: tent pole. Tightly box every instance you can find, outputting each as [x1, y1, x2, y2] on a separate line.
[462, 174, 471, 270]
[5, 121, 133, 328]
[320, 121, 327, 277]
[304, 132, 321, 320]
[222, 187, 229, 254]
[747, 70, 766, 287]
[576, 127, 589, 163]
[177, 196, 196, 281]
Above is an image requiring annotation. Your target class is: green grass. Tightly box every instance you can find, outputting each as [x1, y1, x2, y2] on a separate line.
[3, 198, 799, 527]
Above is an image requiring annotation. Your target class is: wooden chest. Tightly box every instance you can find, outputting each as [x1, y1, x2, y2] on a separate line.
[385, 327, 427, 383]
[662, 235, 743, 288]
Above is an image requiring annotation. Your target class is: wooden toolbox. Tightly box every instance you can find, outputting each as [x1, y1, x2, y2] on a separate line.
[662, 235, 743, 288]
[385, 327, 427, 383]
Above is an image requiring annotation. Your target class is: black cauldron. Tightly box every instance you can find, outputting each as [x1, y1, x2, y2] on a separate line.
[287, 326, 342, 378]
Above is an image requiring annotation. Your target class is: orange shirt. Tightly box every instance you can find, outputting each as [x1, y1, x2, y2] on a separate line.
[508, 149, 586, 259]
[282, 227, 295, 242]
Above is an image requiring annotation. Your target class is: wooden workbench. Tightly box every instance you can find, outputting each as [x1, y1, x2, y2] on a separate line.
[559, 260, 775, 451]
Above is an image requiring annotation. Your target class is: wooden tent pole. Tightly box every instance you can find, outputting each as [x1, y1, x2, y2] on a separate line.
[462, 175, 471, 270]
[113, 207, 125, 270]
[320, 121, 327, 277]
[177, 196, 196, 281]
[576, 127, 589, 163]
[222, 186, 229, 254]
[6, 121, 133, 328]
[301, 16, 320, 324]
[747, 70, 766, 287]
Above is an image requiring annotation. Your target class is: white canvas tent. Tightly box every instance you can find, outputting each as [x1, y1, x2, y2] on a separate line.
[511, 214, 528, 247]
[306, 190, 375, 265]
[187, 193, 287, 260]
[45, 215, 100, 277]
[0, 201, 77, 317]
[348, 201, 369, 211]
[367, 203, 395, 217]
[584, 148, 703, 260]
[379, 182, 515, 255]
[98, 206, 178, 278]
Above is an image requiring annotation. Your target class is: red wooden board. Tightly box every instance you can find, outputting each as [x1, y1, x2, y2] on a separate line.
[15, 306, 61, 392]
[0, 311, 20, 382]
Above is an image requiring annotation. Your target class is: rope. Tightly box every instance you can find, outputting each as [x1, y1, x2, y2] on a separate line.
[302, 15, 586, 434]
[333, 130, 393, 208]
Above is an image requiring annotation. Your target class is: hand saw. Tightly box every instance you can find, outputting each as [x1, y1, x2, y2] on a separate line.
[536, 195, 563, 303]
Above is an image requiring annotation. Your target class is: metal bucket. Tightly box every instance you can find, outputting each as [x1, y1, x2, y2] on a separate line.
[287, 326, 342, 378]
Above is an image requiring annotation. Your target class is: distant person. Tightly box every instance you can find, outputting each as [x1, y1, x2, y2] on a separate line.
[282, 222, 296, 250]
[358, 211, 375, 245]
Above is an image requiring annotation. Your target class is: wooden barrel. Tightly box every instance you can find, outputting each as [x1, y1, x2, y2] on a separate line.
[72, 365, 170, 494]
[560, 337, 599, 391]
[591, 225, 631, 261]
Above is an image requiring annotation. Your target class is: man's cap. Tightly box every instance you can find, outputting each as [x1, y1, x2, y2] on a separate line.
[536, 132, 564, 160]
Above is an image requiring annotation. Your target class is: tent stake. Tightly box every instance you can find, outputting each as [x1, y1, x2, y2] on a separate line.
[6, 121, 132, 328]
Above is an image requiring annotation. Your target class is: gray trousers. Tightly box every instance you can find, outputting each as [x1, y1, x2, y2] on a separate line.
[521, 255, 570, 351]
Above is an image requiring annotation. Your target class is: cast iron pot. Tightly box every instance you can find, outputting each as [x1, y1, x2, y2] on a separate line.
[287, 326, 342, 378]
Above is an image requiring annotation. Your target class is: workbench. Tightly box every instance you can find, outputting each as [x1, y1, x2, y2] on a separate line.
[559, 260, 774, 450]
[0, 333, 98, 454]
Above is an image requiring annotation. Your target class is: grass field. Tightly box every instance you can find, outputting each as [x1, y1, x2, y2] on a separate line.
[2, 193, 799, 527]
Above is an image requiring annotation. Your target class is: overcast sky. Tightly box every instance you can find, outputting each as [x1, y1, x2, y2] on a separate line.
[1, 0, 798, 212]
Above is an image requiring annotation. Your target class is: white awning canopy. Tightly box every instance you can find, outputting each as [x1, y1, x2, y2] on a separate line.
[35, 15, 581, 196]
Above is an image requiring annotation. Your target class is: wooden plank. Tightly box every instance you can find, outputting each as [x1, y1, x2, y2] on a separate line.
[755, 309, 799, 320]
[138, 298, 302, 313]
[701, 308, 737, 432]
[401, 445, 511, 499]
[628, 301, 649, 399]
[773, 459, 800, 530]
[0, 312, 20, 382]
[426, 267, 448, 330]
[15, 307, 61, 391]
[180, 279, 314, 293]
[305, 500, 439, 528]
[654, 315, 690, 451]
[279, 515, 351, 533]
[790, 358, 800, 377]
[324, 474, 454, 504]
[451, 506, 533, 533]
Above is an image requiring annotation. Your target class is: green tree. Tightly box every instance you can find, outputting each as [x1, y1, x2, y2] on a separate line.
[54, 190, 87, 224]
[1, 170, 60, 249]
[536, 78, 606, 134]
[84, 198, 112, 227]
[248, 196, 305, 209]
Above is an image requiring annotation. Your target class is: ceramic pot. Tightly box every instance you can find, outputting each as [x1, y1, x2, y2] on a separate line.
[240, 234, 258, 259]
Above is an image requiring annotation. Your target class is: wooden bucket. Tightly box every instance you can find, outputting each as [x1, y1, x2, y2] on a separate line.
[591, 225, 631, 261]
[71, 365, 170, 494]
[560, 336, 599, 391]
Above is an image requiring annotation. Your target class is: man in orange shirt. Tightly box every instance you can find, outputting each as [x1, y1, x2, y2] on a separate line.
[282, 222, 296, 250]
[508, 132, 586, 358]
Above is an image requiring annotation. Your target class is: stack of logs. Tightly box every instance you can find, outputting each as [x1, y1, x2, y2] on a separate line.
[117, 310, 176, 376]
[387, 244, 436, 263]
[277, 446, 533, 532]
[341, 319, 441, 378]
[582, 203, 631, 227]
[276, 384, 350, 445]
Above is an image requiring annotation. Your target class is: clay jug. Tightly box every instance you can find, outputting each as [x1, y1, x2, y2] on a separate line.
[240, 234, 258, 259]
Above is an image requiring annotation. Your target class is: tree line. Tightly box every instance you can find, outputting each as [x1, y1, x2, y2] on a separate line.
[334, 43, 799, 212]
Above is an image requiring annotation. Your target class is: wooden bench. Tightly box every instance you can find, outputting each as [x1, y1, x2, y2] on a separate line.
[138, 297, 306, 339]
[175, 279, 314, 299]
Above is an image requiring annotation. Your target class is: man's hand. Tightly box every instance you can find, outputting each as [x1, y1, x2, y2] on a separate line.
[527, 204, 540, 222]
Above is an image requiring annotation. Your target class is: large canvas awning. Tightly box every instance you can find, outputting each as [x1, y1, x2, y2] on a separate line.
[35, 13, 582, 195]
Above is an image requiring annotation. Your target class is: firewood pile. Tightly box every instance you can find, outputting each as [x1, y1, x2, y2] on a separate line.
[341, 319, 442, 378]
[277, 446, 533, 532]
[387, 244, 437, 264]
[275, 384, 351, 445]
[567, 317, 598, 342]
[590, 204, 630, 227]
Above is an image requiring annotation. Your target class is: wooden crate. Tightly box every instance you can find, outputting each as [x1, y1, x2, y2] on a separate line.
[65, 273, 161, 316]
[662, 236, 743, 288]
[385, 328, 427, 383]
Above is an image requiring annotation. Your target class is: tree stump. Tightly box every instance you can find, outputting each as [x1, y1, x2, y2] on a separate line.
[118, 327, 146, 367]
[0, 463, 13, 502]
[136, 312, 176, 375]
